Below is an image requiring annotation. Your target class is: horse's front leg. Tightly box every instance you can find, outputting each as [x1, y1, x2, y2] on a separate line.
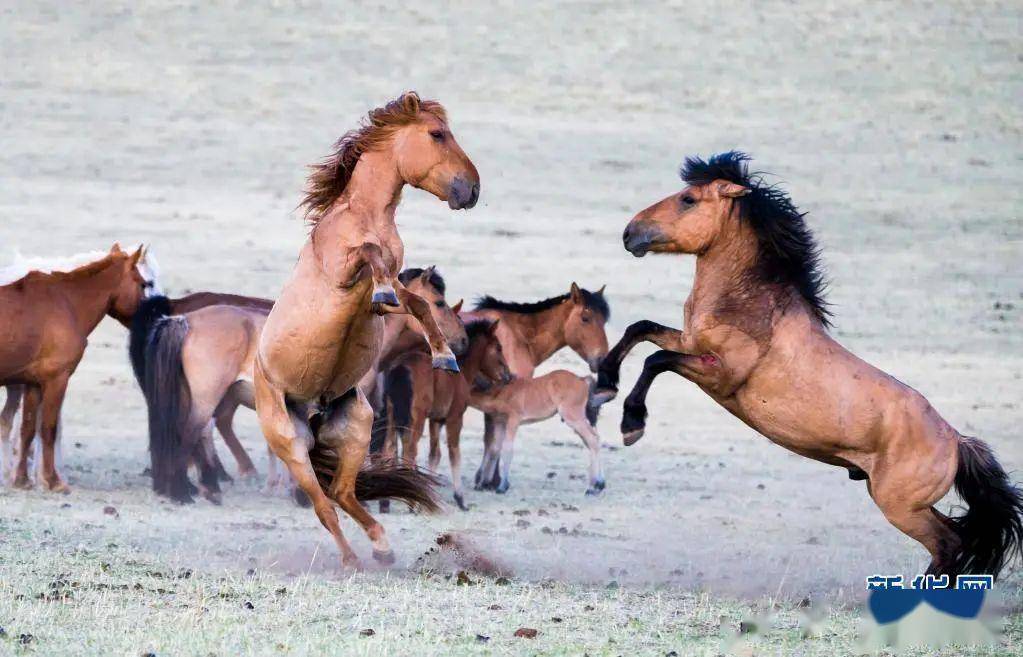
[595, 320, 684, 402]
[348, 243, 400, 308]
[620, 350, 702, 446]
[388, 282, 459, 372]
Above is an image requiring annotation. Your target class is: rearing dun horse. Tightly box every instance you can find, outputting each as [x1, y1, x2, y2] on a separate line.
[254, 92, 480, 569]
[597, 151, 1023, 578]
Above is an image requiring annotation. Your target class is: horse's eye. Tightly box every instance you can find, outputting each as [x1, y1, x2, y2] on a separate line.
[581, 315, 591, 323]
[681, 194, 696, 206]
[435, 300, 445, 308]
[429, 130, 445, 141]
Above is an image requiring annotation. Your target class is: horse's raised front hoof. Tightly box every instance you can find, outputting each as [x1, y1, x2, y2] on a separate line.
[372, 549, 396, 566]
[432, 354, 460, 373]
[621, 403, 647, 446]
[847, 467, 868, 481]
[378, 499, 391, 514]
[453, 492, 469, 511]
[371, 285, 400, 307]
[622, 428, 645, 446]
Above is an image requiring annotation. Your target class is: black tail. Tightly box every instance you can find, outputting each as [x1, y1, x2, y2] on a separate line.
[307, 449, 443, 513]
[948, 436, 1023, 578]
[142, 315, 193, 502]
[129, 295, 173, 389]
[585, 376, 602, 426]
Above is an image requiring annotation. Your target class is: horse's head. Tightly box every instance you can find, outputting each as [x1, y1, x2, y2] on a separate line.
[390, 93, 480, 209]
[623, 166, 749, 257]
[563, 283, 610, 372]
[400, 266, 468, 356]
[108, 244, 153, 325]
[465, 319, 513, 390]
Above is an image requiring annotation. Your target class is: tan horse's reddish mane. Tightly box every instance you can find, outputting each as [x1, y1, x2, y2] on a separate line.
[300, 93, 449, 224]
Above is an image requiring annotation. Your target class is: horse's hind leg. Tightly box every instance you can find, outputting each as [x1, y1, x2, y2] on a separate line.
[318, 388, 394, 564]
[494, 418, 519, 495]
[37, 374, 70, 493]
[254, 360, 358, 568]
[445, 416, 468, 511]
[428, 419, 443, 474]
[476, 415, 504, 491]
[474, 413, 495, 489]
[193, 423, 224, 504]
[1, 385, 23, 485]
[13, 386, 40, 489]
[214, 382, 257, 478]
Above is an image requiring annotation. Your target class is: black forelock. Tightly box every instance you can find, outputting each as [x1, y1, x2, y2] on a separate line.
[464, 318, 496, 341]
[398, 267, 445, 295]
[680, 151, 832, 328]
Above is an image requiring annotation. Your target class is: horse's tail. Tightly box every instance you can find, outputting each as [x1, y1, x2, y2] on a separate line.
[307, 448, 442, 513]
[142, 315, 192, 500]
[129, 295, 173, 388]
[585, 376, 602, 427]
[948, 436, 1023, 578]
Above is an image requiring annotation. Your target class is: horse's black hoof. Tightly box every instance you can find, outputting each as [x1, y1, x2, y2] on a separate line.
[379, 499, 391, 514]
[453, 492, 469, 511]
[432, 355, 459, 373]
[372, 549, 396, 565]
[847, 467, 868, 481]
[622, 427, 645, 446]
[495, 481, 509, 495]
[371, 290, 399, 307]
[591, 387, 618, 405]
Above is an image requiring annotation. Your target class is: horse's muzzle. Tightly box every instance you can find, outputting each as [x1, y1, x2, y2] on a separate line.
[622, 225, 658, 257]
[448, 177, 480, 210]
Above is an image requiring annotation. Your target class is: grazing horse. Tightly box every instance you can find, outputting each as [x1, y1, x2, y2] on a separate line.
[384, 319, 513, 510]
[0, 245, 153, 491]
[462, 283, 610, 491]
[253, 92, 480, 568]
[597, 151, 1023, 578]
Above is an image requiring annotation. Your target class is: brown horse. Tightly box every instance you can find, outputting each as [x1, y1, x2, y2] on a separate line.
[0, 245, 153, 492]
[134, 267, 465, 502]
[597, 151, 1023, 578]
[253, 92, 480, 568]
[384, 319, 513, 510]
[462, 283, 611, 491]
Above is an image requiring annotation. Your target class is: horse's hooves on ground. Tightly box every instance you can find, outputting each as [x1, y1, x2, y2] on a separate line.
[585, 480, 606, 496]
[379, 500, 391, 514]
[453, 493, 469, 511]
[622, 428, 645, 446]
[494, 482, 509, 495]
[12, 478, 33, 490]
[237, 468, 258, 480]
[372, 549, 396, 566]
[341, 555, 362, 571]
[292, 487, 312, 508]
[432, 355, 460, 373]
[204, 492, 223, 506]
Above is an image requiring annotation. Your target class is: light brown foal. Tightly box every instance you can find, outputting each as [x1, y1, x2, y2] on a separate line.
[0, 245, 151, 492]
[598, 151, 1022, 578]
[254, 92, 480, 569]
[462, 283, 610, 492]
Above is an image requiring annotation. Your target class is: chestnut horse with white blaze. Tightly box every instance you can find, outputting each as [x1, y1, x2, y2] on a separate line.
[0, 245, 154, 491]
[254, 92, 480, 568]
[597, 151, 1023, 578]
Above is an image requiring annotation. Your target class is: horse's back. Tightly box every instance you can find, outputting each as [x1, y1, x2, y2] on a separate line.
[181, 305, 265, 390]
[0, 277, 83, 382]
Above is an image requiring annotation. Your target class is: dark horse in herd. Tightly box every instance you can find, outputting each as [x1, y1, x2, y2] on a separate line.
[1, 94, 1019, 580]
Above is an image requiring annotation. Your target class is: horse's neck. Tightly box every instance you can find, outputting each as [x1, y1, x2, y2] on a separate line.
[337, 150, 404, 237]
[506, 303, 569, 366]
[57, 263, 122, 336]
[459, 340, 486, 383]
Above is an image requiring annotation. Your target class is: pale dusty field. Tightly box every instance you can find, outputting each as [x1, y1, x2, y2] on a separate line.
[0, 1, 1021, 655]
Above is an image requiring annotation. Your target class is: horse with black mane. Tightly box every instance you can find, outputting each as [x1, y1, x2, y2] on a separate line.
[597, 151, 1023, 578]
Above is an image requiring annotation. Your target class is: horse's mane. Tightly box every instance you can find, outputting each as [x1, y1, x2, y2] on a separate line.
[681, 151, 832, 327]
[0, 250, 118, 287]
[299, 92, 448, 224]
[474, 287, 610, 320]
[398, 267, 446, 295]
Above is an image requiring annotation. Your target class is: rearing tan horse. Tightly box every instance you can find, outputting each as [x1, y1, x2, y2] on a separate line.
[254, 92, 480, 569]
[597, 151, 1023, 578]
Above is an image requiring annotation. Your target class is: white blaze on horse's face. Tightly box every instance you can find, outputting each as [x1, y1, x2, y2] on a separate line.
[137, 247, 163, 298]
[396, 114, 480, 210]
[623, 181, 750, 256]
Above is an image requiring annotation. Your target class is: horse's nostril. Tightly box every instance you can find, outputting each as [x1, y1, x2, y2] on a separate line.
[622, 227, 632, 243]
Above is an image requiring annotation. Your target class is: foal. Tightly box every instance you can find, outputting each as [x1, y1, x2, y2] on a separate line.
[598, 151, 1023, 578]
[463, 283, 611, 490]
[0, 245, 152, 491]
[385, 319, 513, 510]
[254, 92, 480, 568]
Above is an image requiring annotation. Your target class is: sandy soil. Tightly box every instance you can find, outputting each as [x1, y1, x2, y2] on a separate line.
[1, 1, 1020, 654]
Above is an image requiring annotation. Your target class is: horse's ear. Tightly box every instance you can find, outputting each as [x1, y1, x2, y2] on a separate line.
[488, 318, 500, 332]
[451, 299, 464, 314]
[570, 282, 583, 304]
[129, 245, 144, 265]
[402, 91, 421, 114]
[717, 182, 750, 198]
[419, 266, 435, 284]
[110, 242, 123, 254]
[597, 284, 606, 296]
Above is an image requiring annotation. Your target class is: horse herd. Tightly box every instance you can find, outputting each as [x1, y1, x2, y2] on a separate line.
[1, 91, 1021, 579]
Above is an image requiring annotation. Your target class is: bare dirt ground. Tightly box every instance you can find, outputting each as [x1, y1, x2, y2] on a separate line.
[1, 1, 1020, 655]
